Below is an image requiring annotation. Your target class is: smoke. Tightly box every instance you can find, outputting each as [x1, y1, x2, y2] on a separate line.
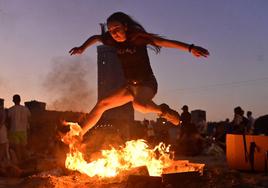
[0, 76, 9, 93]
[43, 56, 95, 112]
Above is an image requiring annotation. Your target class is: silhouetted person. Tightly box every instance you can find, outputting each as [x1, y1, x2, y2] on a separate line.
[0, 99, 9, 164]
[7, 95, 31, 163]
[253, 115, 268, 135]
[224, 118, 232, 134]
[176, 105, 202, 156]
[231, 106, 248, 134]
[180, 105, 191, 126]
[180, 105, 196, 136]
[69, 12, 209, 139]
[246, 111, 255, 134]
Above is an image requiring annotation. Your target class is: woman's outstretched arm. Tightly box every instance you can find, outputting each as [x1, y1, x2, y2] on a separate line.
[69, 35, 102, 55]
[152, 35, 210, 58]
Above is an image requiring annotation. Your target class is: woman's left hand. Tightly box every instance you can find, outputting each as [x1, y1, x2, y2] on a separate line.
[191, 46, 210, 58]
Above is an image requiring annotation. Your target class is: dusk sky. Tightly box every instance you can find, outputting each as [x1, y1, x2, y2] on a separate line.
[1, 0, 267, 122]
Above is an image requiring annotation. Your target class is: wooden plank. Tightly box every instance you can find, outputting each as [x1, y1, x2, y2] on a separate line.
[226, 134, 268, 171]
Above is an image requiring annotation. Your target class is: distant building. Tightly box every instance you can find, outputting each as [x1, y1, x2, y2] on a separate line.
[97, 45, 134, 126]
[25, 100, 46, 113]
[191, 109, 206, 125]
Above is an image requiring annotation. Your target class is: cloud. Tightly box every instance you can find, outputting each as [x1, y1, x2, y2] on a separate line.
[43, 56, 95, 112]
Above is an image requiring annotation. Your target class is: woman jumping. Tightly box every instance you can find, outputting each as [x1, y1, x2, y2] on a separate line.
[69, 12, 209, 137]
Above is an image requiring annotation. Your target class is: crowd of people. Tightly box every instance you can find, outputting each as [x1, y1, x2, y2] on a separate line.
[141, 104, 267, 156]
[0, 93, 267, 175]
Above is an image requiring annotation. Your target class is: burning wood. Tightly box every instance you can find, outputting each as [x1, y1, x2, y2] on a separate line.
[61, 122, 205, 179]
[163, 160, 205, 175]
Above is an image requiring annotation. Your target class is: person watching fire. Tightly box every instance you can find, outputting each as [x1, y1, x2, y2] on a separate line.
[7, 94, 31, 163]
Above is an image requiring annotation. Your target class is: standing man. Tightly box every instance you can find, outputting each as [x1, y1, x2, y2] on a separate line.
[7, 95, 31, 163]
[231, 106, 249, 134]
[0, 99, 9, 163]
[246, 111, 255, 134]
[180, 105, 193, 137]
[180, 105, 198, 136]
[181, 105, 191, 126]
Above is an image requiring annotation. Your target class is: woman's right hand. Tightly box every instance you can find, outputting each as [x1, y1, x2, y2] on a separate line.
[191, 45, 210, 58]
[69, 46, 85, 55]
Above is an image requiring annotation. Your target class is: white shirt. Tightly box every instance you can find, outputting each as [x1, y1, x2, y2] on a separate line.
[8, 105, 31, 132]
[247, 116, 255, 130]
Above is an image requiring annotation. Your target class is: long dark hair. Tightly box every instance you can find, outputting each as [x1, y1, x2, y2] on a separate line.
[101, 12, 161, 53]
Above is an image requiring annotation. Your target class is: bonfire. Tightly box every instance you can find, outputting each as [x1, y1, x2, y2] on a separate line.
[61, 122, 204, 179]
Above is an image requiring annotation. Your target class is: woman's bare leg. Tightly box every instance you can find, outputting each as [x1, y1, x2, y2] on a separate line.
[133, 100, 180, 125]
[130, 85, 161, 114]
[131, 86, 180, 125]
[82, 87, 133, 135]
[132, 100, 161, 114]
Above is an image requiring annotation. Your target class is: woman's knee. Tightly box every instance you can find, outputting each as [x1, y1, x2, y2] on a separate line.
[133, 101, 148, 113]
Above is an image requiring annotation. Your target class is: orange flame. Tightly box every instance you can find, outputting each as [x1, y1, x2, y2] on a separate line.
[62, 122, 173, 177]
